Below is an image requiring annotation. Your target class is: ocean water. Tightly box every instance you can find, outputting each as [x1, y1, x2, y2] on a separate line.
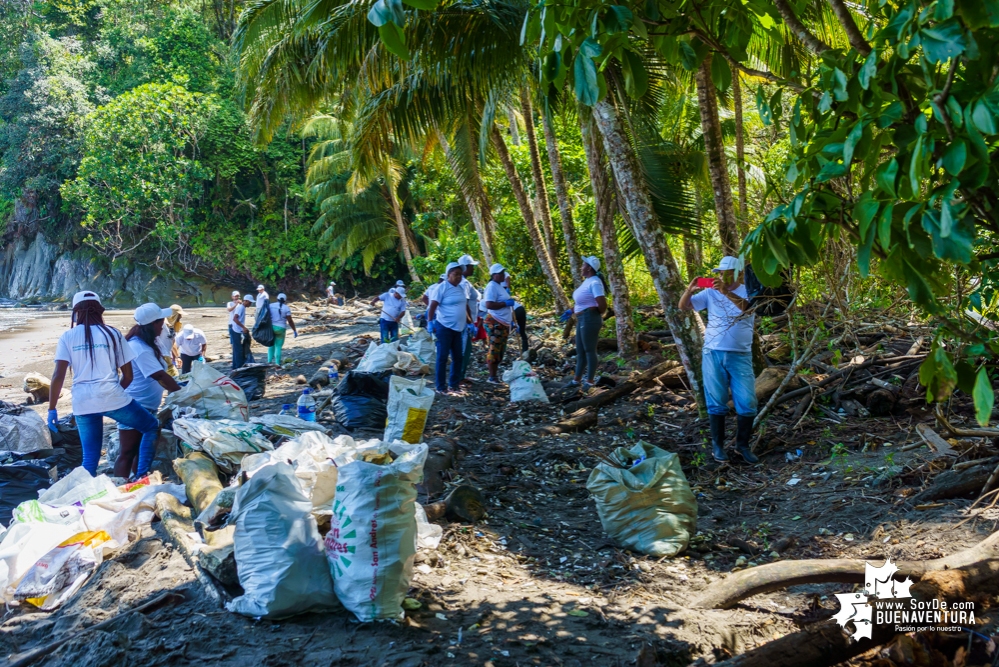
[0, 301, 43, 333]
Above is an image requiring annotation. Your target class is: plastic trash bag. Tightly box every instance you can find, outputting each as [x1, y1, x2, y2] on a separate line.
[252, 300, 275, 347]
[0, 401, 52, 453]
[384, 376, 434, 444]
[415, 503, 442, 550]
[14, 530, 110, 610]
[249, 414, 327, 438]
[325, 441, 428, 622]
[393, 351, 430, 375]
[401, 328, 435, 367]
[399, 310, 416, 336]
[355, 340, 399, 373]
[585, 442, 697, 558]
[0, 460, 55, 526]
[171, 418, 273, 474]
[163, 362, 249, 421]
[502, 361, 549, 403]
[331, 371, 390, 432]
[227, 462, 340, 619]
[49, 417, 83, 471]
[230, 364, 268, 401]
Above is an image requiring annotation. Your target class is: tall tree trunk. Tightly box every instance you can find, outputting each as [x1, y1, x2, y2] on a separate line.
[591, 99, 705, 409]
[520, 88, 557, 258]
[543, 109, 583, 287]
[507, 105, 521, 145]
[580, 111, 638, 357]
[732, 71, 749, 239]
[772, 0, 832, 54]
[437, 130, 496, 265]
[695, 59, 740, 256]
[685, 187, 705, 280]
[827, 0, 872, 55]
[386, 174, 419, 282]
[491, 126, 569, 312]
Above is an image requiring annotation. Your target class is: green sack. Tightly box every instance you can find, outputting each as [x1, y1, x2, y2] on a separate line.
[586, 442, 697, 557]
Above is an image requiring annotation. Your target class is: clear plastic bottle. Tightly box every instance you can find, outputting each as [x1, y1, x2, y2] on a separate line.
[278, 404, 294, 417]
[297, 389, 317, 422]
[328, 364, 339, 387]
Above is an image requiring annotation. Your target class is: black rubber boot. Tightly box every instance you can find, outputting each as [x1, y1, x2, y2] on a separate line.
[709, 414, 728, 462]
[735, 415, 759, 463]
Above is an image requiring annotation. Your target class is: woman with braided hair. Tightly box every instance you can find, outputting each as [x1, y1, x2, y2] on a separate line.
[47, 292, 160, 477]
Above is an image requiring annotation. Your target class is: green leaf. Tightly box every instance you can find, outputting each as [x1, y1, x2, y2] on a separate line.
[941, 140, 967, 175]
[756, 85, 772, 125]
[679, 40, 698, 71]
[920, 345, 958, 402]
[401, 0, 435, 10]
[574, 52, 600, 106]
[859, 50, 878, 90]
[376, 22, 409, 59]
[935, 0, 954, 20]
[764, 226, 789, 267]
[909, 135, 924, 195]
[854, 192, 880, 239]
[877, 202, 895, 252]
[956, 360, 977, 393]
[876, 159, 899, 196]
[604, 5, 633, 33]
[974, 368, 995, 426]
[832, 69, 849, 102]
[971, 99, 997, 134]
[579, 37, 602, 58]
[622, 51, 649, 98]
[711, 53, 732, 92]
[842, 121, 865, 165]
[903, 258, 936, 307]
[955, 0, 999, 28]
[920, 19, 967, 63]
[940, 198, 954, 237]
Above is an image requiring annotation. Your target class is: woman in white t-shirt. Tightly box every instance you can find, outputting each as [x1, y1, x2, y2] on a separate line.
[482, 263, 516, 383]
[427, 262, 472, 393]
[371, 288, 407, 342]
[267, 293, 298, 365]
[47, 291, 161, 477]
[562, 256, 608, 388]
[119, 303, 183, 477]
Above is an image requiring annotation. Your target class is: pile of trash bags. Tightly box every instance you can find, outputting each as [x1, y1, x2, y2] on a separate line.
[503, 361, 549, 403]
[165, 362, 249, 420]
[356, 336, 433, 376]
[330, 371, 391, 431]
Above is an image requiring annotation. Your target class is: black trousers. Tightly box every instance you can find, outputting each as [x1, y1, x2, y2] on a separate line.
[180, 353, 199, 374]
[514, 305, 528, 350]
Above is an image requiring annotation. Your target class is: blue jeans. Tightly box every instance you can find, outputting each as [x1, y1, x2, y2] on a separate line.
[76, 400, 160, 476]
[702, 349, 758, 416]
[379, 319, 399, 343]
[230, 326, 249, 369]
[434, 325, 463, 391]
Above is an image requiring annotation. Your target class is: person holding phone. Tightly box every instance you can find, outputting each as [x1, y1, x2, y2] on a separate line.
[679, 255, 758, 464]
[561, 256, 607, 389]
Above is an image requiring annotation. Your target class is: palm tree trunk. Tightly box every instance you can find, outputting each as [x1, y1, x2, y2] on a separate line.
[580, 111, 638, 357]
[520, 89, 557, 258]
[490, 126, 569, 312]
[685, 186, 705, 280]
[732, 71, 749, 239]
[386, 175, 419, 282]
[543, 109, 583, 286]
[507, 105, 521, 145]
[771, 0, 831, 54]
[591, 99, 705, 410]
[695, 59, 740, 256]
[437, 130, 496, 264]
[827, 0, 872, 55]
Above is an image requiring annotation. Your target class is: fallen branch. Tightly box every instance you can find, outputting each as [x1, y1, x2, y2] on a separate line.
[752, 316, 826, 433]
[563, 360, 681, 413]
[538, 407, 598, 435]
[935, 403, 999, 438]
[173, 453, 224, 516]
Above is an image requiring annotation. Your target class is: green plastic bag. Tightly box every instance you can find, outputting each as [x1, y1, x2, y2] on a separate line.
[586, 442, 697, 557]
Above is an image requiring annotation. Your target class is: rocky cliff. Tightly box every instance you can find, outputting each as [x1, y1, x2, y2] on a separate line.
[0, 233, 231, 306]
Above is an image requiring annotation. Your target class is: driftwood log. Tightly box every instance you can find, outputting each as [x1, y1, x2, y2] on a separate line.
[911, 465, 992, 503]
[538, 407, 598, 435]
[173, 452, 224, 516]
[694, 529, 999, 610]
[564, 360, 682, 413]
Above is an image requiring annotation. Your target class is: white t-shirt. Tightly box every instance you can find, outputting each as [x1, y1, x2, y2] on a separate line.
[55, 325, 135, 415]
[256, 292, 269, 311]
[155, 326, 174, 358]
[378, 293, 407, 322]
[689, 284, 755, 352]
[269, 302, 291, 329]
[124, 338, 166, 410]
[230, 304, 248, 332]
[483, 280, 513, 325]
[460, 278, 480, 321]
[326, 286, 335, 297]
[572, 276, 605, 313]
[432, 281, 469, 332]
[177, 328, 207, 356]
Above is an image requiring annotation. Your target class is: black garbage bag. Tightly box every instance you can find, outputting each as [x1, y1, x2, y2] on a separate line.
[0, 459, 55, 526]
[231, 364, 268, 401]
[50, 417, 83, 471]
[331, 371, 391, 431]
[252, 299, 275, 347]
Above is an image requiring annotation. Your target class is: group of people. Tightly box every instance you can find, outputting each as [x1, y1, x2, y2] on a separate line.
[47, 292, 198, 480]
[226, 284, 298, 368]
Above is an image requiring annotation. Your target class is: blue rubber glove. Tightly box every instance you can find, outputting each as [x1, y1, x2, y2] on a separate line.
[559, 309, 573, 322]
[467, 323, 477, 337]
[504, 299, 516, 307]
[293, 331, 298, 338]
[427, 320, 436, 334]
[47, 409, 58, 433]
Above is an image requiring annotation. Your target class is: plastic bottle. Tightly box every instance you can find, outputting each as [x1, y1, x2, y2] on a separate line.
[297, 389, 317, 422]
[278, 404, 294, 417]
[328, 364, 339, 387]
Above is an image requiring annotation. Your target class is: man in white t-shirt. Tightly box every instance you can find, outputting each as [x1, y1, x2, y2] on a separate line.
[326, 281, 336, 303]
[177, 323, 208, 373]
[680, 255, 758, 464]
[457, 254, 481, 383]
[230, 294, 253, 369]
[371, 288, 407, 342]
[255, 284, 269, 311]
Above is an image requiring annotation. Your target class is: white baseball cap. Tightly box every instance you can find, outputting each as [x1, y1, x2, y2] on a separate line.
[134, 303, 173, 325]
[231, 290, 240, 297]
[182, 323, 194, 333]
[582, 256, 601, 272]
[445, 261, 462, 275]
[71, 291, 101, 308]
[395, 280, 405, 286]
[489, 263, 505, 275]
[395, 287, 407, 297]
[712, 256, 744, 272]
[242, 294, 254, 302]
[457, 254, 479, 266]
[256, 284, 265, 291]
[277, 293, 287, 300]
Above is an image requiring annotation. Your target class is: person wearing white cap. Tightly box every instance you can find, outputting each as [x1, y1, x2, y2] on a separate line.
[326, 281, 337, 304]
[370, 287, 408, 343]
[47, 292, 159, 477]
[119, 303, 184, 477]
[229, 294, 253, 369]
[226, 290, 241, 313]
[680, 255, 758, 464]
[457, 254, 482, 382]
[561, 256, 608, 389]
[502, 272, 529, 352]
[255, 284, 269, 311]
[395, 279, 405, 288]
[427, 262, 472, 393]
[177, 323, 208, 373]
[268, 293, 298, 365]
[156, 304, 184, 377]
[482, 263, 517, 383]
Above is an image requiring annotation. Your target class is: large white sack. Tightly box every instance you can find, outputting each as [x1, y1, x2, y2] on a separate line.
[355, 340, 399, 373]
[401, 328, 435, 367]
[227, 462, 339, 619]
[325, 441, 427, 622]
[164, 362, 249, 420]
[502, 361, 549, 403]
[383, 376, 434, 444]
